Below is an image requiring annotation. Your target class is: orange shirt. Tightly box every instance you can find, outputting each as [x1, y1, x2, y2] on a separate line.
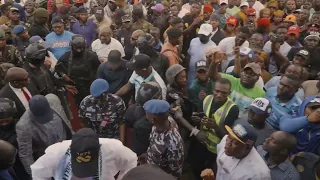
[161, 42, 180, 66]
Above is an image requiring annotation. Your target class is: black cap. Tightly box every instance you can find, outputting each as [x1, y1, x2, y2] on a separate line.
[71, 128, 100, 178]
[307, 97, 320, 108]
[122, 164, 176, 180]
[225, 119, 257, 145]
[51, 16, 64, 25]
[295, 49, 309, 61]
[76, 6, 87, 14]
[166, 27, 182, 38]
[105, 50, 125, 69]
[195, 60, 208, 71]
[126, 54, 151, 70]
[29, 95, 53, 124]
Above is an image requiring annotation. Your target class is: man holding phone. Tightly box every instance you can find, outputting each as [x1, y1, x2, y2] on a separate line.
[189, 78, 239, 179]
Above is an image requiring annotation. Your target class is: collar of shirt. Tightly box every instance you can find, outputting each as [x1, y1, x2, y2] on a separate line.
[261, 149, 291, 171]
[212, 28, 219, 36]
[144, 68, 155, 82]
[9, 82, 22, 92]
[276, 94, 301, 109]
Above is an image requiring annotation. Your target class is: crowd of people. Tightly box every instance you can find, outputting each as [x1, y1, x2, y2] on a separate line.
[0, 0, 320, 179]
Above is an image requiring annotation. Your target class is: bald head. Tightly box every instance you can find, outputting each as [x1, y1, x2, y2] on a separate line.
[132, 30, 145, 38]
[0, 140, 16, 168]
[5, 67, 28, 82]
[99, 25, 112, 36]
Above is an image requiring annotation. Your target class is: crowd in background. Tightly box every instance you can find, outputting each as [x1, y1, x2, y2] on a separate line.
[0, 0, 320, 179]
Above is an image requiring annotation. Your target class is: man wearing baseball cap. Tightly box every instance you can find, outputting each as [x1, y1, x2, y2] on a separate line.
[247, 98, 275, 147]
[201, 119, 270, 179]
[283, 15, 297, 28]
[31, 128, 138, 179]
[188, 23, 216, 86]
[246, 8, 256, 22]
[16, 94, 72, 175]
[79, 79, 126, 142]
[208, 53, 266, 119]
[29, 8, 49, 39]
[116, 54, 167, 101]
[88, 7, 112, 32]
[287, 25, 302, 47]
[292, 49, 309, 67]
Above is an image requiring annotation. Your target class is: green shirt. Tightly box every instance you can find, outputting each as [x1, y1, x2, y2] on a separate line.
[188, 79, 214, 112]
[221, 73, 265, 119]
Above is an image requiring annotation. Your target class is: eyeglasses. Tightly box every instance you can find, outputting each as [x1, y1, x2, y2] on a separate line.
[131, 37, 138, 41]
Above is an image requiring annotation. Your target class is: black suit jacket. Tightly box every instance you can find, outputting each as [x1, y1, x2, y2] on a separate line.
[0, 83, 39, 119]
[211, 29, 225, 45]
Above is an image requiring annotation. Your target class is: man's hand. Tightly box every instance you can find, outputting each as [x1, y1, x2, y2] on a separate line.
[233, 46, 240, 57]
[62, 74, 76, 84]
[138, 153, 147, 165]
[196, 131, 210, 144]
[191, 115, 201, 125]
[201, 117, 217, 129]
[65, 85, 78, 95]
[44, 59, 52, 69]
[191, 17, 202, 26]
[201, 169, 214, 180]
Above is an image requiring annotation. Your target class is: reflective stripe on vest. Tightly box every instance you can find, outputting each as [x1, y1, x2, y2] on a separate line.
[202, 95, 235, 153]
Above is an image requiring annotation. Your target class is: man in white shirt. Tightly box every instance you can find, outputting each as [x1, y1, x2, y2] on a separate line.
[211, 119, 271, 180]
[116, 54, 167, 100]
[91, 26, 125, 63]
[218, 26, 251, 72]
[31, 128, 137, 180]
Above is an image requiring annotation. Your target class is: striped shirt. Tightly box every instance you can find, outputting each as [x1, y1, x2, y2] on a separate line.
[265, 87, 302, 130]
[257, 146, 300, 180]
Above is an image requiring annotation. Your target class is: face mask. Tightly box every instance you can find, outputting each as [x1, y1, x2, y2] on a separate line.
[30, 58, 44, 66]
[199, 36, 210, 44]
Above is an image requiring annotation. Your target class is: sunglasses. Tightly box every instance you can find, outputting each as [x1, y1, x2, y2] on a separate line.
[131, 37, 138, 41]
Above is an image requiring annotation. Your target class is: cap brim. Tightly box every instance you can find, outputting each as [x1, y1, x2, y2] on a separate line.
[126, 61, 137, 70]
[225, 125, 245, 144]
[244, 66, 260, 75]
[248, 106, 266, 115]
[196, 67, 208, 72]
[287, 31, 299, 36]
[296, 54, 308, 60]
[198, 30, 211, 36]
[31, 108, 54, 124]
[71, 157, 98, 178]
[40, 41, 51, 49]
[307, 102, 320, 108]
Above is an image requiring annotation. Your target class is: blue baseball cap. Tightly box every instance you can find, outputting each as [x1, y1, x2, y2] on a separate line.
[29, 36, 51, 49]
[143, 100, 170, 115]
[29, 95, 53, 124]
[12, 25, 26, 35]
[90, 79, 109, 97]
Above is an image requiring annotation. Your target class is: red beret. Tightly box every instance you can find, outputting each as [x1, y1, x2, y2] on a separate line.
[203, 5, 214, 13]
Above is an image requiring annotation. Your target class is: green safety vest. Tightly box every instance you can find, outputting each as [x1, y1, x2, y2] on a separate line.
[201, 95, 235, 153]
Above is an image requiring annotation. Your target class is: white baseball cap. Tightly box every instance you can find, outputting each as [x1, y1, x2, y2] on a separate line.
[240, 1, 249, 7]
[220, 0, 228, 5]
[249, 98, 272, 115]
[198, 24, 213, 36]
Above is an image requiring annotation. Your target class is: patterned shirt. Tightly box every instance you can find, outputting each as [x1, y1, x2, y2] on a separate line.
[147, 117, 184, 179]
[79, 94, 126, 139]
[257, 146, 300, 180]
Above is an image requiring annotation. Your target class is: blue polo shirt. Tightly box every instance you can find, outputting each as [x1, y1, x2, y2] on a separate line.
[71, 20, 97, 48]
[265, 87, 302, 130]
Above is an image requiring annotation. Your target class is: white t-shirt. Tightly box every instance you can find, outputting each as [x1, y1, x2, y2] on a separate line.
[253, 1, 265, 17]
[263, 41, 293, 75]
[216, 136, 271, 180]
[218, 37, 249, 72]
[225, 66, 264, 89]
[91, 38, 125, 63]
[129, 68, 167, 100]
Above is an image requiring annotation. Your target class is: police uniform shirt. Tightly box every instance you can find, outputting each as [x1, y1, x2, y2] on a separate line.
[147, 117, 184, 179]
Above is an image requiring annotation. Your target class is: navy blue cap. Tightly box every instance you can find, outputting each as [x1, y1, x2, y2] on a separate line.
[12, 25, 26, 35]
[29, 95, 53, 124]
[29, 35, 51, 49]
[90, 79, 109, 97]
[143, 100, 170, 115]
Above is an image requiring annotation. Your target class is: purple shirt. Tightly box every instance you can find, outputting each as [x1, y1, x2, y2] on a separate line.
[71, 20, 97, 47]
